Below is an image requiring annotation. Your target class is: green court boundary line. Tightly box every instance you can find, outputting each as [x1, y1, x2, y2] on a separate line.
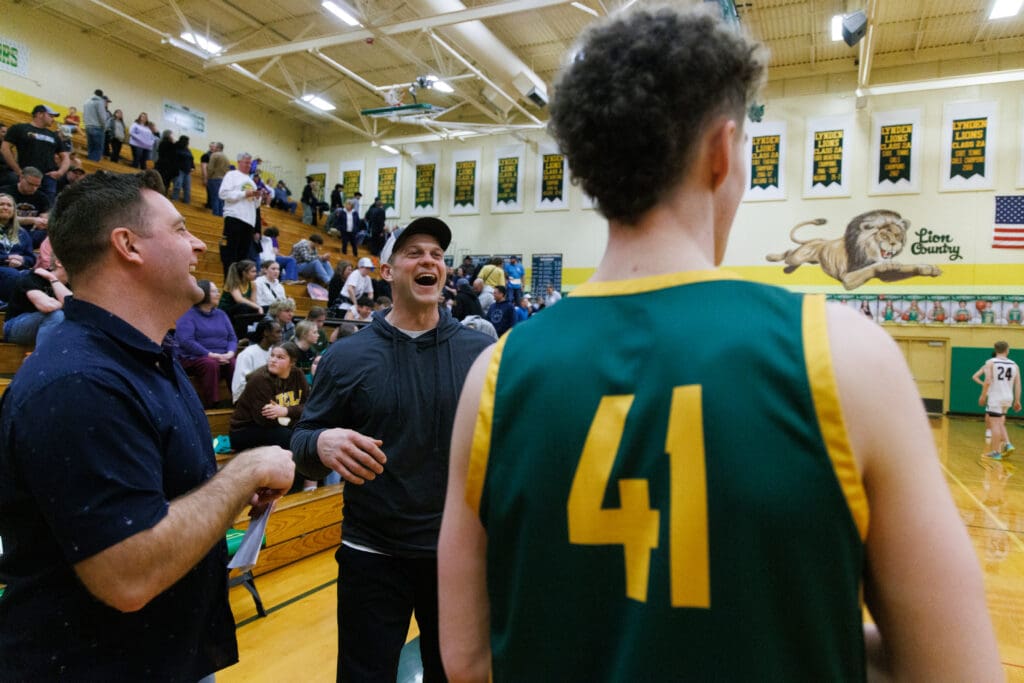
[235, 577, 337, 629]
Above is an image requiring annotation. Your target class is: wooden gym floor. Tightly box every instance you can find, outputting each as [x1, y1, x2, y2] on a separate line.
[221, 415, 1024, 682]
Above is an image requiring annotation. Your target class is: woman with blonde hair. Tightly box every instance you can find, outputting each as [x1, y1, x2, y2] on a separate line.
[219, 259, 263, 339]
[0, 193, 38, 301]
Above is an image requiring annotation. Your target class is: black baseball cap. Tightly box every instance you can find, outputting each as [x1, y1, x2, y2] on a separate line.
[32, 104, 58, 116]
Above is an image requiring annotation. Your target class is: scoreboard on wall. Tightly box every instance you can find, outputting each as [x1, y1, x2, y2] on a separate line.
[531, 253, 563, 296]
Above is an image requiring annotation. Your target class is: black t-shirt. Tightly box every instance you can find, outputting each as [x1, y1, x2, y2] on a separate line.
[5, 272, 53, 321]
[3, 123, 62, 172]
[0, 184, 50, 222]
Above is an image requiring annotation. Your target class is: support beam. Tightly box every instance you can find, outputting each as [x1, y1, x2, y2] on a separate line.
[207, 0, 572, 66]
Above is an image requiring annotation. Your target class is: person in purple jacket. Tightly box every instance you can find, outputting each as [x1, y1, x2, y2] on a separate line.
[175, 279, 237, 407]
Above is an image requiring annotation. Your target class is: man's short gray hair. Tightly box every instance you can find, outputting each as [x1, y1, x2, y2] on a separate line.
[237, 152, 252, 161]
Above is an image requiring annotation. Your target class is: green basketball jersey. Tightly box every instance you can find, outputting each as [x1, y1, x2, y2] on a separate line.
[466, 271, 869, 681]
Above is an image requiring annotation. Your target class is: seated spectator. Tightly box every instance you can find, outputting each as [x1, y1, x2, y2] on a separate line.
[0, 193, 38, 301]
[305, 306, 330, 355]
[260, 226, 299, 283]
[515, 295, 531, 323]
[231, 319, 282, 403]
[374, 296, 391, 312]
[3, 263, 71, 349]
[175, 280, 237, 408]
[219, 259, 263, 339]
[229, 341, 312, 491]
[474, 278, 494, 314]
[338, 257, 374, 317]
[0, 167, 51, 249]
[461, 314, 498, 340]
[292, 233, 334, 286]
[272, 180, 297, 213]
[332, 295, 373, 341]
[56, 166, 86, 195]
[36, 236, 55, 270]
[544, 284, 562, 307]
[60, 107, 81, 138]
[327, 260, 353, 313]
[169, 135, 195, 204]
[254, 259, 287, 308]
[292, 320, 319, 377]
[264, 298, 296, 341]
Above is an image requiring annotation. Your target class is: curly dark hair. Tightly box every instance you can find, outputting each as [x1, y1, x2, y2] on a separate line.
[548, 5, 766, 224]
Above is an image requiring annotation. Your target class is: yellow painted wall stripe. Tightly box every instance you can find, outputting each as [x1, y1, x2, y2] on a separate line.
[465, 334, 510, 515]
[802, 295, 870, 541]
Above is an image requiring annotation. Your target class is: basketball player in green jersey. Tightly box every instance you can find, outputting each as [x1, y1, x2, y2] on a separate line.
[437, 5, 1001, 682]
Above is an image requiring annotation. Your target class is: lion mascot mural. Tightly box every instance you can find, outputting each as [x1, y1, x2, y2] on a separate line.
[766, 210, 941, 291]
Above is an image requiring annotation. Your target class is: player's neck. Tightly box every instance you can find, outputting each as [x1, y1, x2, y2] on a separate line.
[592, 191, 720, 282]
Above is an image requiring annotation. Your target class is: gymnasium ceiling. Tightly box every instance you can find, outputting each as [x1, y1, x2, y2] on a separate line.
[18, 0, 1024, 145]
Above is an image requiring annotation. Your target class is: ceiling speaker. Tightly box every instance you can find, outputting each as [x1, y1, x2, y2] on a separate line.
[842, 10, 868, 47]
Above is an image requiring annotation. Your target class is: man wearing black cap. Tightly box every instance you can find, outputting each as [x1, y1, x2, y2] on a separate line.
[292, 217, 493, 683]
[1, 105, 69, 204]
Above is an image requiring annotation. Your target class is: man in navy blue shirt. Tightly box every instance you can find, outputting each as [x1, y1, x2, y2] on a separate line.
[0, 169, 295, 681]
[486, 285, 516, 337]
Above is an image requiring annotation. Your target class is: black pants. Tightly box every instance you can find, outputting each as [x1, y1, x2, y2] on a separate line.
[223, 216, 255, 274]
[335, 544, 446, 683]
[340, 230, 358, 257]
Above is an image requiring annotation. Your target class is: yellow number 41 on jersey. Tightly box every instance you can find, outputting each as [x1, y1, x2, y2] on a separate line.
[567, 386, 710, 608]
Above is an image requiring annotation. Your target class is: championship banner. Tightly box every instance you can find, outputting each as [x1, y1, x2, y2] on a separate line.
[744, 121, 786, 202]
[803, 115, 852, 198]
[870, 109, 921, 196]
[941, 101, 997, 192]
[0, 35, 29, 77]
[375, 158, 401, 218]
[493, 144, 524, 213]
[811, 130, 843, 186]
[339, 159, 364, 200]
[536, 145, 568, 211]
[450, 148, 480, 215]
[950, 118, 987, 179]
[411, 154, 438, 216]
[751, 135, 780, 189]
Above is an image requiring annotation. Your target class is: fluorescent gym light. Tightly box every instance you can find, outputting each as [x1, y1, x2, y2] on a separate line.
[425, 75, 454, 93]
[301, 94, 337, 111]
[229, 63, 257, 79]
[989, 0, 1023, 19]
[322, 1, 362, 27]
[379, 144, 400, 155]
[831, 15, 844, 41]
[181, 32, 222, 55]
[571, 2, 600, 17]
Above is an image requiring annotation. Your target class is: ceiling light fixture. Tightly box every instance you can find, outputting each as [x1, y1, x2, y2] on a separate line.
[379, 144, 400, 155]
[830, 15, 844, 41]
[989, 0, 1023, 19]
[571, 2, 600, 17]
[300, 94, 337, 111]
[425, 75, 454, 93]
[181, 32, 222, 55]
[322, 1, 362, 27]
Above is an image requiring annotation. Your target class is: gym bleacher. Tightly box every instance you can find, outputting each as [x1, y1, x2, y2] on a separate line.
[0, 102, 352, 592]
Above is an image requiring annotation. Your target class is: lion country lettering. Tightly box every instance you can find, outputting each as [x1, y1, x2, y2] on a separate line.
[911, 228, 962, 261]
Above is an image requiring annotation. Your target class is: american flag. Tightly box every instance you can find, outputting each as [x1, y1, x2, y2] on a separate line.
[994, 195, 1024, 249]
